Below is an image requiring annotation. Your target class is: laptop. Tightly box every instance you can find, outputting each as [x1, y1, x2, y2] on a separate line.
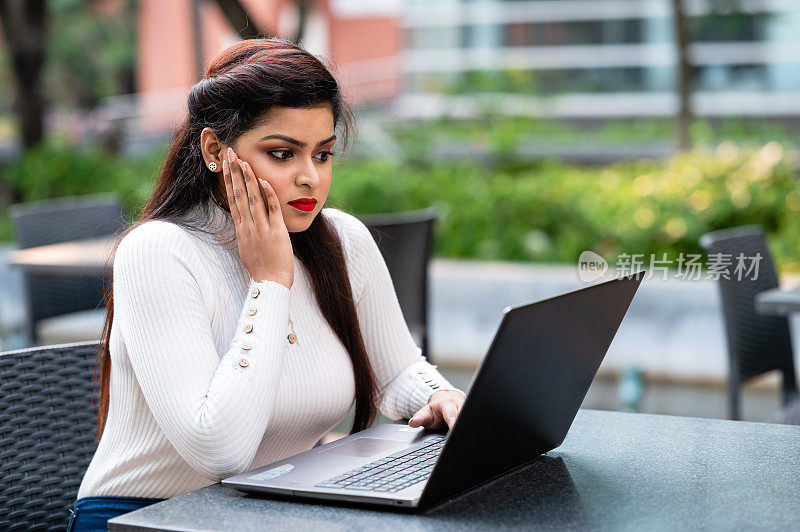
[222, 271, 644, 510]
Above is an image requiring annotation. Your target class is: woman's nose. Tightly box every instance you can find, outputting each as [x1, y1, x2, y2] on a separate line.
[296, 158, 321, 187]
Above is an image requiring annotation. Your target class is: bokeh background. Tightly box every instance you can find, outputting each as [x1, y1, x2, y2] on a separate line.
[1, 0, 798, 424]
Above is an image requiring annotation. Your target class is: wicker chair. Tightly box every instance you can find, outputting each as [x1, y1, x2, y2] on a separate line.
[357, 207, 438, 360]
[9, 194, 127, 345]
[0, 341, 100, 530]
[699, 226, 800, 423]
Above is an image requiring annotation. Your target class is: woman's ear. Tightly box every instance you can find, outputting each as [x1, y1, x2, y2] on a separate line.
[200, 127, 225, 172]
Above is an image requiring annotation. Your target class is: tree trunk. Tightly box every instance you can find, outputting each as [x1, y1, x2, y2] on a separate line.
[0, 0, 47, 150]
[671, 0, 692, 151]
[211, 0, 266, 39]
[192, 0, 205, 80]
[292, 0, 309, 45]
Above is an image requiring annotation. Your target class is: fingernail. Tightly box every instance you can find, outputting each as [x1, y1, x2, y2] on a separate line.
[259, 178, 267, 188]
[227, 148, 235, 161]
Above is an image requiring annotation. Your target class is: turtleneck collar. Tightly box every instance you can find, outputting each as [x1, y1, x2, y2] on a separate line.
[207, 197, 235, 233]
[182, 197, 238, 252]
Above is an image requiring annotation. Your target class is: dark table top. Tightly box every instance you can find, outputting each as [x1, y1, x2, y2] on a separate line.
[756, 286, 800, 316]
[108, 409, 800, 531]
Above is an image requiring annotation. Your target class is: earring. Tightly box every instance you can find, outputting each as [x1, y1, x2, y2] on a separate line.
[208, 162, 218, 171]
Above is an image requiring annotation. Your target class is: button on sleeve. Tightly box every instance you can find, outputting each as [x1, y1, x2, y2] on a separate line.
[229, 277, 294, 377]
[113, 225, 292, 481]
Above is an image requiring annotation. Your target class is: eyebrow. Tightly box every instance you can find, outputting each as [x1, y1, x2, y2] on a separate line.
[258, 134, 336, 148]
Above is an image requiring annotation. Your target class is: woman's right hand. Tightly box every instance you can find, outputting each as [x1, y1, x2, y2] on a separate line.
[222, 147, 294, 290]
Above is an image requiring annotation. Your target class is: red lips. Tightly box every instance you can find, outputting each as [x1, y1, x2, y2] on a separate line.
[288, 198, 317, 212]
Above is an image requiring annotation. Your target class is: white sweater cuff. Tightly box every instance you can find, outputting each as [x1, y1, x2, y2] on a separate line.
[379, 356, 464, 421]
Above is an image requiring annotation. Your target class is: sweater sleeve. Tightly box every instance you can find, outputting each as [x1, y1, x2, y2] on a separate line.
[333, 210, 465, 421]
[113, 222, 291, 481]
[379, 355, 465, 421]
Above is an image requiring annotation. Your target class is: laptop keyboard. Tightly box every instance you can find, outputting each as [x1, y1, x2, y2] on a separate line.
[314, 435, 445, 493]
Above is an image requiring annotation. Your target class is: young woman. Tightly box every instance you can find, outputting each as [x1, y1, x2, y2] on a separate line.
[67, 38, 465, 531]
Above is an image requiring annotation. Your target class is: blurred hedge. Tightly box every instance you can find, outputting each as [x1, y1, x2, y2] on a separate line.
[1, 136, 163, 212]
[329, 141, 800, 271]
[1, 137, 798, 272]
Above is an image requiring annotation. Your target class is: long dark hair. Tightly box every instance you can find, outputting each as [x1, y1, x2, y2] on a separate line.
[95, 38, 381, 441]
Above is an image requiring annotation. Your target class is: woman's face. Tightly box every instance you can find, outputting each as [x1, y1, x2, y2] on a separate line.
[219, 104, 336, 233]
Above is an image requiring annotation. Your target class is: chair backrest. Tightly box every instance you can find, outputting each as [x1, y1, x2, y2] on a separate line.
[0, 341, 100, 531]
[699, 225, 798, 419]
[9, 194, 127, 344]
[357, 207, 438, 359]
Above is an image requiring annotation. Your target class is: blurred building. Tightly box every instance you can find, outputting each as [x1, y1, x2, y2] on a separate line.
[134, 0, 402, 133]
[126, 0, 800, 136]
[399, 0, 800, 119]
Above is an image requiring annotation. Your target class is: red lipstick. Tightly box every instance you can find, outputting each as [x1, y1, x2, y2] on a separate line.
[288, 198, 317, 212]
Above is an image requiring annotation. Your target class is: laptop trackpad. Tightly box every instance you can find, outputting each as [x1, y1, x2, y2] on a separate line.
[323, 437, 408, 458]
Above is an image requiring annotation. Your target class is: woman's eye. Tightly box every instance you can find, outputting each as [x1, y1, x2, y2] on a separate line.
[267, 150, 334, 162]
[315, 150, 336, 162]
[268, 150, 292, 161]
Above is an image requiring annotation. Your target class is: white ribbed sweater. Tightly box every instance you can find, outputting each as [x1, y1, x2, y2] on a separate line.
[76, 199, 461, 499]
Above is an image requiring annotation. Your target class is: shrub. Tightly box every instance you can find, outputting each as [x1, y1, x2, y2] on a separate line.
[2, 137, 797, 272]
[330, 141, 800, 271]
[1, 136, 162, 228]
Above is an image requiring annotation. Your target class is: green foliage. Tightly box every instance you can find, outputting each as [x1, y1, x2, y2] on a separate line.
[0, 136, 162, 235]
[45, 0, 137, 108]
[387, 115, 800, 152]
[1, 136, 798, 273]
[0, 0, 136, 116]
[445, 68, 542, 96]
[330, 141, 800, 270]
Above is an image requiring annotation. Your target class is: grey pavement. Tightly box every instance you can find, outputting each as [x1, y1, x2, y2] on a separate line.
[429, 259, 800, 381]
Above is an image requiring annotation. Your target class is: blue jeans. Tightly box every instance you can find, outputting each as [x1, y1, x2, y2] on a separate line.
[66, 495, 166, 531]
